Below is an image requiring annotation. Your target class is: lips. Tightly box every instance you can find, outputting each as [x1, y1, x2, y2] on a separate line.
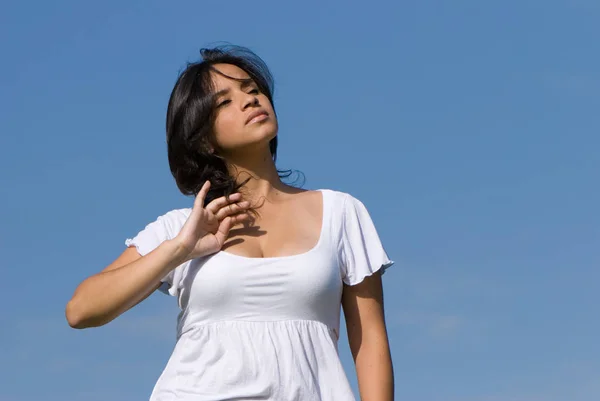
[245, 110, 269, 125]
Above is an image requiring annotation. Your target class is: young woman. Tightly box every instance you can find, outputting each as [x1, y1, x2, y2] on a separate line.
[66, 46, 394, 401]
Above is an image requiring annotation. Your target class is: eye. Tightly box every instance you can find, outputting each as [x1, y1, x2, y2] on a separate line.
[217, 99, 231, 108]
[249, 88, 260, 95]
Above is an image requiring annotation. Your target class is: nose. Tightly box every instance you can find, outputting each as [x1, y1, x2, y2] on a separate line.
[242, 93, 259, 110]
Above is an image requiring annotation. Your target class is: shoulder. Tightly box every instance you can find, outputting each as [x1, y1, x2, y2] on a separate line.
[133, 207, 192, 240]
[157, 207, 192, 223]
[324, 190, 393, 284]
[320, 189, 375, 238]
[125, 207, 192, 255]
[320, 189, 365, 210]
[153, 208, 192, 236]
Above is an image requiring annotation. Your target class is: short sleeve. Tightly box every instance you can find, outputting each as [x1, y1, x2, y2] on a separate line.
[124, 209, 191, 297]
[340, 195, 394, 286]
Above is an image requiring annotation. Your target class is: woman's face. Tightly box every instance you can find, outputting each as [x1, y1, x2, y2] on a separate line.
[210, 63, 278, 156]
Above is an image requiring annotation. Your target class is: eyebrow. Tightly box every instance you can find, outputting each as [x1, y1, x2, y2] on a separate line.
[214, 79, 255, 98]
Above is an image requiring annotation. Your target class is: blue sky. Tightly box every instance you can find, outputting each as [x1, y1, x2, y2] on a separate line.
[1, 0, 598, 400]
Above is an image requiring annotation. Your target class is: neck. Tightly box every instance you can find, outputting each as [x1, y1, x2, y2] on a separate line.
[224, 145, 287, 202]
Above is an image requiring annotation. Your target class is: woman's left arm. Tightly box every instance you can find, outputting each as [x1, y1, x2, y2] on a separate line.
[342, 271, 394, 401]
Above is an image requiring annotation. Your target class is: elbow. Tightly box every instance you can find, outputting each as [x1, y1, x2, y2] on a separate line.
[66, 295, 113, 329]
[65, 299, 86, 329]
[65, 297, 100, 329]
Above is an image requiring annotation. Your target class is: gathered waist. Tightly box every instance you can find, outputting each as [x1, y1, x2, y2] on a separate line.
[177, 318, 339, 342]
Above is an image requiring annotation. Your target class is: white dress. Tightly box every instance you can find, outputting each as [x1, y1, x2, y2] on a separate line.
[125, 189, 394, 401]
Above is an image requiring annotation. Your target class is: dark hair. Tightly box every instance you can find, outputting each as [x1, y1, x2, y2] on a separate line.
[166, 45, 292, 205]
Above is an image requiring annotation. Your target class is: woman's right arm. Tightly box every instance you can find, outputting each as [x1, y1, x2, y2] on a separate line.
[65, 181, 249, 329]
[65, 238, 190, 329]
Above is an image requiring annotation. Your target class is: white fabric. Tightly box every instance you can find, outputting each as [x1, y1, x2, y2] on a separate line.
[125, 189, 394, 401]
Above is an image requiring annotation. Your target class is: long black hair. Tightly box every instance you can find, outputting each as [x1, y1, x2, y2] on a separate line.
[166, 45, 293, 205]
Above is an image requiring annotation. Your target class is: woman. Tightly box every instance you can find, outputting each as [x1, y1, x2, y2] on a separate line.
[66, 45, 394, 401]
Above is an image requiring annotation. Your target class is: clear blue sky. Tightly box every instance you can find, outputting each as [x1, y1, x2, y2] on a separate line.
[1, 1, 598, 400]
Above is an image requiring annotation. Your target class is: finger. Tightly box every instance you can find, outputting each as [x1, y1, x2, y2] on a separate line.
[215, 201, 250, 220]
[205, 192, 243, 214]
[231, 212, 251, 225]
[214, 216, 233, 245]
[194, 180, 211, 209]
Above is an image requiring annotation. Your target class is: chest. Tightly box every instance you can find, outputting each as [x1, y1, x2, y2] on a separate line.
[223, 194, 324, 259]
[181, 243, 343, 324]
[174, 190, 344, 326]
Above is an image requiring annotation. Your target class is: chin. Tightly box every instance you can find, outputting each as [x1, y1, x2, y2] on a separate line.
[265, 126, 278, 142]
[253, 120, 278, 142]
[225, 120, 278, 152]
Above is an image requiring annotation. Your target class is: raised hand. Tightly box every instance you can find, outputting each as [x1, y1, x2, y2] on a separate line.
[174, 181, 250, 260]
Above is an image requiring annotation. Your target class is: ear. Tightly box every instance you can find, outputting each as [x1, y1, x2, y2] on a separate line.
[203, 138, 215, 154]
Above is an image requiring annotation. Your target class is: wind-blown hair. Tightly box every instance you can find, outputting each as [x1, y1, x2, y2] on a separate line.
[166, 45, 291, 205]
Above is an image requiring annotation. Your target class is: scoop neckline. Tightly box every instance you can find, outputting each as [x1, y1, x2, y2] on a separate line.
[217, 189, 328, 261]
